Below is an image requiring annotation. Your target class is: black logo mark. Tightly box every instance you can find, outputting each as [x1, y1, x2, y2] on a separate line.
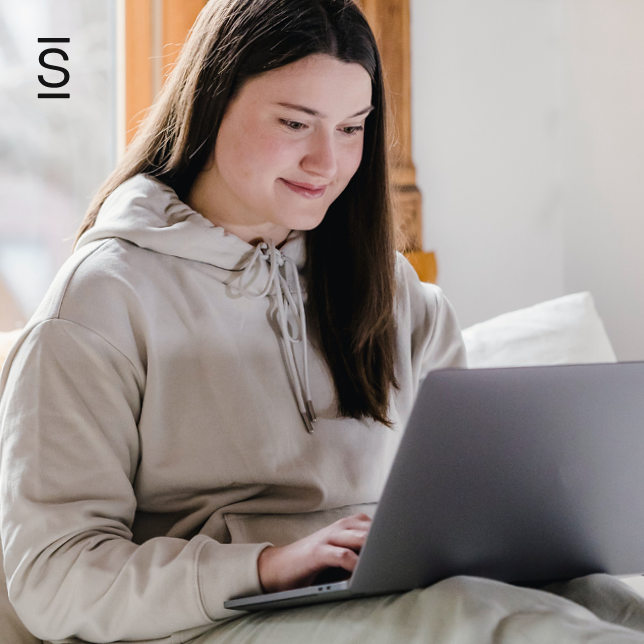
[38, 38, 70, 98]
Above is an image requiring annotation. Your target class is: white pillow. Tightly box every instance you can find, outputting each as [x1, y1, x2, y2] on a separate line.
[462, 292, 617, 369]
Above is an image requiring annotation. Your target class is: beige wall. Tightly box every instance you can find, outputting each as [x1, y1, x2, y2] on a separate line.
[561, 0, 644, 360]
[411, 0, 564, 328]
[411, 0, 644, 359]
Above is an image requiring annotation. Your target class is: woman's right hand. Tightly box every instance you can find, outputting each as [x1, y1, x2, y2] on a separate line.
[257, 513, 372, 594]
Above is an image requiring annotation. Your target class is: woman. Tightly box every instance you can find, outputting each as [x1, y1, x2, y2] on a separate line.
[1, 1, 642, 643]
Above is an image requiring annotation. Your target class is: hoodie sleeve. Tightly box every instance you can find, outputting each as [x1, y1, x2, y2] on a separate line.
[397, 254, 468, 382]
[417, 281, 468, 376]
[0, 319, 267, 643]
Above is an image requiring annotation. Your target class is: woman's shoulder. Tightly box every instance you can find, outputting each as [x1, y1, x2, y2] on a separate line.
[35, 237, 148, 321]
[0, 238, 152, 394]
[394, 251, 467, 371]
[21, 238, 154, 366]
[394, 251, 447, 314]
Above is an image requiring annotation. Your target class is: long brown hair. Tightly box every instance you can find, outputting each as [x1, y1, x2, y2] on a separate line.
[76, 0, 399, 426]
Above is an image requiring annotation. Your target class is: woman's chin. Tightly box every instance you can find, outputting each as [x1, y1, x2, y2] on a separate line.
[281, 210, 329, 232]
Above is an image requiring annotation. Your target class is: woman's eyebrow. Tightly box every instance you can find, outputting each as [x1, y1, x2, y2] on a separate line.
[275, 102, 374, 118]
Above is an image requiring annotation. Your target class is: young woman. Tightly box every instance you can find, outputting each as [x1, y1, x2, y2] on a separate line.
[1, 1, 643, 643]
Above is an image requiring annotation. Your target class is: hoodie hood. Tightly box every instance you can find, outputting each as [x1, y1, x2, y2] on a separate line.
[76, 173, 305, 273]
[76, 174, 316, 432]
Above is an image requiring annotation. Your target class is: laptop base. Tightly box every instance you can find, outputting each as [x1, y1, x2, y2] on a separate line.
[224, 580, 362, 611]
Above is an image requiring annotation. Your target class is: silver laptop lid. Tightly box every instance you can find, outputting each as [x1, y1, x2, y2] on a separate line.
[351, 363, 644, 593]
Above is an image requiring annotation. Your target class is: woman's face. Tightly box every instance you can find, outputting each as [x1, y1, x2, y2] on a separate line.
[189, 54, 373, 245]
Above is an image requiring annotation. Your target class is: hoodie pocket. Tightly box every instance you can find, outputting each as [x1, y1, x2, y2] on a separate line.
[223, 503, 378, 547]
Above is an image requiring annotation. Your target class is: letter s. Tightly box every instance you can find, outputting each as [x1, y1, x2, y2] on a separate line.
[38, 48, 70, 88]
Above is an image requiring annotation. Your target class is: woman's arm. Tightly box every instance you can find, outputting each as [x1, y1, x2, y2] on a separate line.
[417, 280, 468, 374]
[0, 319, 268, 642]
[397, 254, 468, 381]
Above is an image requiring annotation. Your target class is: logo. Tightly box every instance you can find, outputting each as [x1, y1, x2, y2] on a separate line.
[38, 38, 70, 98]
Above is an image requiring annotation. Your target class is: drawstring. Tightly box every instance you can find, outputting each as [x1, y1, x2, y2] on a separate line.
[236, 241, 317, 433]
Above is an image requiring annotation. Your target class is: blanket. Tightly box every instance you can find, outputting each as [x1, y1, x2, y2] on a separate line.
[182, 576, 644, 644]
[3, 573, 641, 642]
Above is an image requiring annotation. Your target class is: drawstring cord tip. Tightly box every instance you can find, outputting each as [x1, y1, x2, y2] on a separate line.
[306, 399, 317, 424]
[303, 411, 315, 434]
[302, 400, 316, 434]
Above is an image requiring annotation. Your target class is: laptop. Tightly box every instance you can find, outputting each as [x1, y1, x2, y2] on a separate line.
[224, 362, 644, 611]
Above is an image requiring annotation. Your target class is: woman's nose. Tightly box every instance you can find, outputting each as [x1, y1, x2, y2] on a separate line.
[301, 130, 337, 179]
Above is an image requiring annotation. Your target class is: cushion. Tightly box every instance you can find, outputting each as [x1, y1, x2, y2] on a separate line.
[462, 292, 617, 369]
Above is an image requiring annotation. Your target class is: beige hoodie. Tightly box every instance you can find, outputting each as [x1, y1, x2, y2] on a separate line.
[0, 174, 466, 643]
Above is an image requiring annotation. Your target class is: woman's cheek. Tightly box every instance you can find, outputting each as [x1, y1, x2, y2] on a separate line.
[254, 132, 295, 167]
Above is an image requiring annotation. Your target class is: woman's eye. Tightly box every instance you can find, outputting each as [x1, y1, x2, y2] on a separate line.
[281, 119, 307, 131]
[342, 125, 364, 136]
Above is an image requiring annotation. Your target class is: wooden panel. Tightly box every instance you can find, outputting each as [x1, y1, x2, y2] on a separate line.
[356, 0, 422, 251]
[404, 251, 437, 284]
[395, 187, 422, 251]
[162, 0, 206, 80]
[360, 0, 413, 174]
[124, 0, 205, 146]
[125, 0, 153, 146]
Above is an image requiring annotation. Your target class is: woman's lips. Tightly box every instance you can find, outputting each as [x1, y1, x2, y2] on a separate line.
[280, 178, 327, 199]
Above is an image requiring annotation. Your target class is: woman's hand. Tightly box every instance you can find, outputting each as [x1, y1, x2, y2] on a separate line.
[257, 513, 372, 594]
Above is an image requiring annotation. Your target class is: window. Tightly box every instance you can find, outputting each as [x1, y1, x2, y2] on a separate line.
[0, 0, 117, 330]
[0, 0, 429, 333]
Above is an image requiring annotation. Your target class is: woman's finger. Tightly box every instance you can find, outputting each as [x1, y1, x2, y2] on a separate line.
[314, 544, 360, 572]
[329, 515, 372, 537]
[337, 513, 372, 527]
[326, 528, 369, 552]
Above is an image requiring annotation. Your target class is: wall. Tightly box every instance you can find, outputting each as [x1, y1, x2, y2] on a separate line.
[410, 0, 644, 360]
[561, 0, 644, 360]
